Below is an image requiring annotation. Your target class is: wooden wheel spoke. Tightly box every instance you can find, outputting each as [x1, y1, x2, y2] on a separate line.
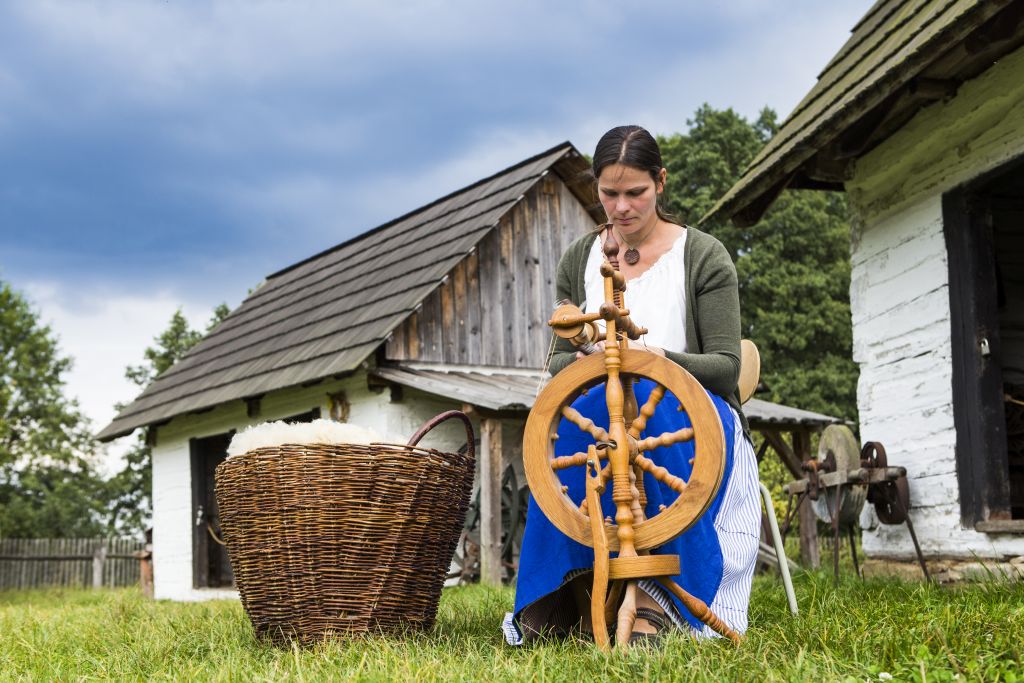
[551, 448, 609, 471]
[635, 427, 693, 452]
[633, 454, 687, 494]
[628, 384, 666, 438]
[561, 406, 609, 442]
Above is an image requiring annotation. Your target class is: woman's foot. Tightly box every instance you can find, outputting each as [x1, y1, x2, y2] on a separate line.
[629, 591, 670, 643]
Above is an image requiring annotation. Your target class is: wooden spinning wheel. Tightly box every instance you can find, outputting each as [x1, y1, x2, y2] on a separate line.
[522, 227, 742, 651]
[523, 350, 725, 551]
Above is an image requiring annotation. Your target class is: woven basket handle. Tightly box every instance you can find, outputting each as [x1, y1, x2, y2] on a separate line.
[406, 410, 475, 460]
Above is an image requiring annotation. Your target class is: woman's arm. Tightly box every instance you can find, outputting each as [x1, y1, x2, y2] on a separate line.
[664, 240, 741, 398]
[547, 246, 582, 376]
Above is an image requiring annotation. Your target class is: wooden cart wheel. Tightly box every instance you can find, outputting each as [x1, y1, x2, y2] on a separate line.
[523, 349, 726, 552]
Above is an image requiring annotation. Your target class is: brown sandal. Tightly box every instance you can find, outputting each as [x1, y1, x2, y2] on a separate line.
[628, 607, 671, 645]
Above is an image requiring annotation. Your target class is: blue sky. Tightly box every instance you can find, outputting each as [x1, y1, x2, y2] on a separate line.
[0, 1, 872, 460]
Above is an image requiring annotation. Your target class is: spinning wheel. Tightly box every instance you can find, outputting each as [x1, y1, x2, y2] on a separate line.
[524, 350, 725, 551]
[522, 226, 741, 651]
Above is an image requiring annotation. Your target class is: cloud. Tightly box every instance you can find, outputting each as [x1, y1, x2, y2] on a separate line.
[1, 1, 875, 475]
[24, 280, 216, 429]
[21, 280, 225, 473]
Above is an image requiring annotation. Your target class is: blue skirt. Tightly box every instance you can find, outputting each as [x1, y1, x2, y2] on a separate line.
[510, 378, 739, 638]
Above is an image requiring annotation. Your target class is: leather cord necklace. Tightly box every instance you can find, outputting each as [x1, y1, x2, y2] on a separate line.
[615, 223, 657, 266]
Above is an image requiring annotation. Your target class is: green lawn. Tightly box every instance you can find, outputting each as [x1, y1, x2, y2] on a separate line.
[1, 573, 1021, 682]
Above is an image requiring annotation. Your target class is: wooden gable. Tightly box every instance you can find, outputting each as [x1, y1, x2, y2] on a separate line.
[385, 174, 595, 368]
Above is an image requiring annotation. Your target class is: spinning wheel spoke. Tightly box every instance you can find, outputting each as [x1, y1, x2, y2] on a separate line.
[551, 448, 609, 471]
[635, 427, 693, 452]
[561, 406, 609, 442]
[633, 454, 687, 494]
[628, 384, 666, 438]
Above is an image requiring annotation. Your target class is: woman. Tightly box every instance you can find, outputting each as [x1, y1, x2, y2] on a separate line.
[503, 125, 760, 645]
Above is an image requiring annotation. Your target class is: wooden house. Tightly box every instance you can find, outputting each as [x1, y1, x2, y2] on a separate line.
[98, 143, 602, 599]
[100, 142, 845, 601]
[705, 0, 1024, 562]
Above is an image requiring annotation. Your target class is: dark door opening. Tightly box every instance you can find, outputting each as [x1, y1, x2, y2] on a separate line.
[993, 195, 1024, 519]
[188, 408, 322, 588]
[945, 157, 1024, 526]
[190, 431, 234, 588]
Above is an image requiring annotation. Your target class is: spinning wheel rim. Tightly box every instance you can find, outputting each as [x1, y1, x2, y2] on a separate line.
[523, 349, 726, 551]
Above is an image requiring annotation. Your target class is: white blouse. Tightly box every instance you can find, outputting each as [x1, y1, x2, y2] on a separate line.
[582, 230, 688, 354]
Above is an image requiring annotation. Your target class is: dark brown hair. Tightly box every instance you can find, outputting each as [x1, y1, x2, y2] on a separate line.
[592, 125, 673, 222]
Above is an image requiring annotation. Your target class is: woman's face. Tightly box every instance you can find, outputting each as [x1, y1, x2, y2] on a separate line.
[596, 163, 666, 235]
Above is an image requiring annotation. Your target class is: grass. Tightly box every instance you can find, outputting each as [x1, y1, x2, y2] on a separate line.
[1, 572, 1022, 682]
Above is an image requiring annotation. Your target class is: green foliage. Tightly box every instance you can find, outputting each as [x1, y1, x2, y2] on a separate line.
[2, 576, 1023, 680]
[0, 279, 107, 537]
[659, 105, 858, 421]
[106, 305, 230, 535]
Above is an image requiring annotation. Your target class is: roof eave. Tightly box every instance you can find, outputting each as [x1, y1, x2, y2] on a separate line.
[703, 0, 1022, 227]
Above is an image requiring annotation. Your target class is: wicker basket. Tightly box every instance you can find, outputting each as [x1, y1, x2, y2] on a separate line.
[214, 411, 475, 646]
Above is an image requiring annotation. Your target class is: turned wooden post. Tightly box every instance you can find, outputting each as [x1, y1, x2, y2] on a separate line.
[480, 417, 503, 585]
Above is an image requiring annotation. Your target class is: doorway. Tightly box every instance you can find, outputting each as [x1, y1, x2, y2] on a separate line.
[190, 431, 234, 588]
[945, 157, 1024, 527]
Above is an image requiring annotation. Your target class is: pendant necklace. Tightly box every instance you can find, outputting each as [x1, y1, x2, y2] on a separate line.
[617, 224, 657, 265]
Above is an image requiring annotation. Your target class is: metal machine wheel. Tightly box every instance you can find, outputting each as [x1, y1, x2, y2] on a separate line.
[812, 424, 868, 527]
[862, 441, 910, 524]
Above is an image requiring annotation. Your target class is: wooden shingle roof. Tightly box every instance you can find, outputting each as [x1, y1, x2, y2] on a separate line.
[704, 0, 1023, 226]
[98, 142, 598, 441]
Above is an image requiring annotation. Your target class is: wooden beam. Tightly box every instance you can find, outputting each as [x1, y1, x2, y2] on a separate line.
[479, 418, 503, 585]
[731, 174, 790, 227]
[907, 77, 959, 100]
[784, 466, 906, 494]
[798, 495, 821, 570]
[760, 430, 804, 478]
[800, 151, 851, 184]
[792, 430, 820, 569]
[975, 520, 1024, 534]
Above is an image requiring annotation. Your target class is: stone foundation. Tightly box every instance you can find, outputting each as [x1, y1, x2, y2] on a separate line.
[861, 556, 1024, 583]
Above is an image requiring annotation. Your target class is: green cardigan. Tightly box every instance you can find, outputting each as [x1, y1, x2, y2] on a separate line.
[548, 225, 748, 434]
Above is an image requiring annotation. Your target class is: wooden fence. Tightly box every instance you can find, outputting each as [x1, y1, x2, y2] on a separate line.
[0, 538, 144, 590]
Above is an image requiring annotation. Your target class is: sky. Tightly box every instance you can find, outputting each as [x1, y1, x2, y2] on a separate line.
[0, 0, 873, 470]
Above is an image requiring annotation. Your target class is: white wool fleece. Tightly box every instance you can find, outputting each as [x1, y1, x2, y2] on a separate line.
[227, 419, 383, 458]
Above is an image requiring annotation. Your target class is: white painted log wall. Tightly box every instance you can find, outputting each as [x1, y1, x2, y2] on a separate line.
[847, 45, 1024, 559]
[150, 367, 524, 601]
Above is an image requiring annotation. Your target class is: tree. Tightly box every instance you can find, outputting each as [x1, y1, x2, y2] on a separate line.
[0, 279, 108, 537]
[659, 105, 859, 421]
[105, 304, 230, 534]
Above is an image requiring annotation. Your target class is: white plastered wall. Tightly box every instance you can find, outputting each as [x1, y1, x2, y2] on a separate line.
[847, 45, 1024, 559]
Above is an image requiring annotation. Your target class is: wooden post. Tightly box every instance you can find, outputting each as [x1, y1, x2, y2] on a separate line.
[480, 417, 503, 585]
[792, 430, 820, 569]
[92, 544, 107, 589]
[134, 544, 154, 598]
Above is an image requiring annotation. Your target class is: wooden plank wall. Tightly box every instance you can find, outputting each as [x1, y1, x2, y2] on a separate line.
[386, 175, 596, 368]
[0, 538, 143, 590]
